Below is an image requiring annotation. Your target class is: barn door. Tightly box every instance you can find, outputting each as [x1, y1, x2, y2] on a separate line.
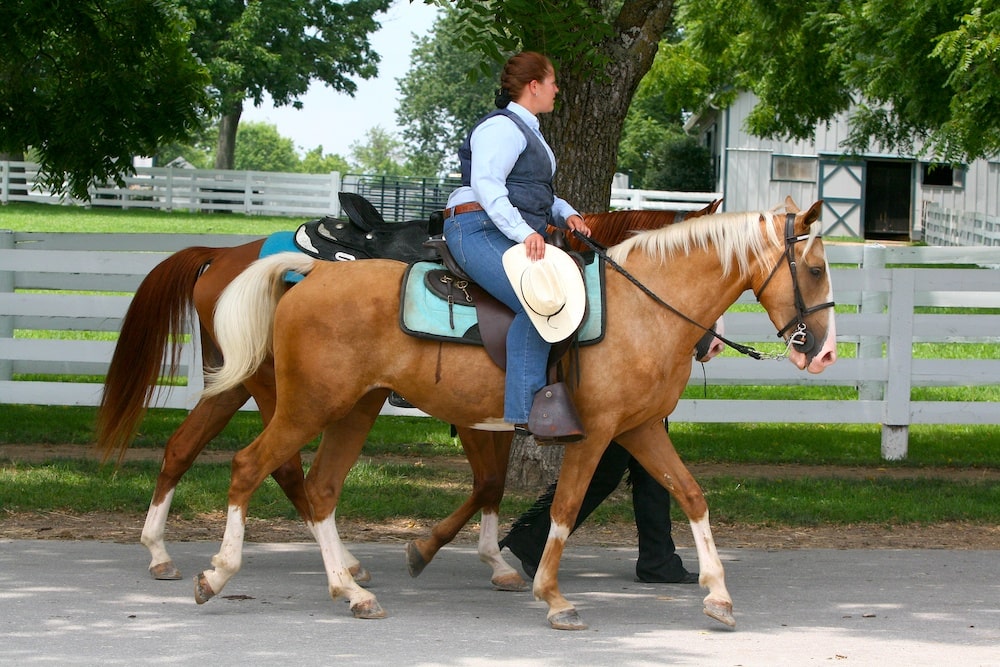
[864, 160, 912, 239]
[818, 158, 864, 238]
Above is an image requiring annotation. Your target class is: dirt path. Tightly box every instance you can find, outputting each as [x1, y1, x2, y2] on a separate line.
[3, 444, 999, 549]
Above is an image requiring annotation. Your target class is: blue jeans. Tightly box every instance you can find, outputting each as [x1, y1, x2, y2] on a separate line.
[443, 209, 550, 423]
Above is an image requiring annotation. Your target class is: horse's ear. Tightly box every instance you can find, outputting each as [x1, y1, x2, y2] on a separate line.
[692, 200, 714, 217]
[709, 198, 723, 214]
[802, 200, 823, 227]
[785, 195, 800, 213]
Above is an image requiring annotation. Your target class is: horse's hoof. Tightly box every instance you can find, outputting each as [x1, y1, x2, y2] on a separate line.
[491, 572, 530, 592]
[149, 561, 182, 580]
[351, 566, 371, 584]
[193, 573, 216, 605]
[351, 598, 387, 619]
[548, 608, 588, 631]
[405, 542, 429, 578]
[703, 599, 736, 628]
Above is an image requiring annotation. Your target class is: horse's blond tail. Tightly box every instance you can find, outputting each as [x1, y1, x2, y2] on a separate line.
[203, 252, 317, 398]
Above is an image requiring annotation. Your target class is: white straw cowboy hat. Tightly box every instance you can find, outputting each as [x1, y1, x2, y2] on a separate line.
[502, 244, 586, 343]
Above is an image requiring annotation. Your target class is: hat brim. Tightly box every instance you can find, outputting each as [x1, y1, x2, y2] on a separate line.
[502, 244, 586, 343]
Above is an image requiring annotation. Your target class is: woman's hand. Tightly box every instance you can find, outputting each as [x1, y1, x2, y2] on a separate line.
[566, 214, 591, 237]
[524, 232, 546, 261]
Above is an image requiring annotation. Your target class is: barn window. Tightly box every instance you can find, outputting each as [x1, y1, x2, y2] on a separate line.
[772, 155, 818, 182]
[922, 162, 963, 187]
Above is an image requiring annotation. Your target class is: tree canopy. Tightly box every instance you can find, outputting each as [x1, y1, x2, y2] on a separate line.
[679, 0, 1000, 162]
[234, 122, 299, 173]
[0, 0, 210, 199]
[422, 0, 677, 212]
[8, 0, 996, 200]
[181, 0, 393, 169]
[398, 8, 712, 188]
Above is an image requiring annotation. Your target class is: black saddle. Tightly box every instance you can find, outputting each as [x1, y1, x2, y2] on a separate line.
[293, 192, 442, 264]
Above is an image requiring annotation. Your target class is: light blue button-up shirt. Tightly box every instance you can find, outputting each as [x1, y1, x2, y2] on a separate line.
[447, 102, 580, 243]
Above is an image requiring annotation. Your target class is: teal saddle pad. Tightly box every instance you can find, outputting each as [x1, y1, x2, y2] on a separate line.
[400, 255, 606, 345]
[259, 230, 307, 283]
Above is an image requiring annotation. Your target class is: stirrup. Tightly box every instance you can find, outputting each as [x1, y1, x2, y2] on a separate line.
[527, 382, 585, 445]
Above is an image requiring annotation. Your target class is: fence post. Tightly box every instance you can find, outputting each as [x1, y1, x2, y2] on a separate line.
[858, 244, 886, 402]
[882, 269, 915, 460]
[183, 321, 205, 409]
[330, 171, 342, 216]
[0, 230, 14, 381]
[165, 166, 174, 211]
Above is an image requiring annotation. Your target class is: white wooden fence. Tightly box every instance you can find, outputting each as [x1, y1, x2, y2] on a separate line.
[1, 230, 998, 460]
[1, 161, 343, 218]
[608, 187, 722, 211]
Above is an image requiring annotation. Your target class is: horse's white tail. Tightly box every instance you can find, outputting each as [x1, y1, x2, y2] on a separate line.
[202, 252, 317, 398]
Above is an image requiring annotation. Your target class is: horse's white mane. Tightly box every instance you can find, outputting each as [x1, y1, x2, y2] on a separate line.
[606, 207, 791, 277]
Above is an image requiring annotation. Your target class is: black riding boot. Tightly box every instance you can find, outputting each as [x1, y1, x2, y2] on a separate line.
[499, 443, 631, 577]
[631, 420, 696, 583]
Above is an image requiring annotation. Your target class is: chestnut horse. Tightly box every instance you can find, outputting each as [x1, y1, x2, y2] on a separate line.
[194, 200, 837, 630]
[95, 200, 722, 586]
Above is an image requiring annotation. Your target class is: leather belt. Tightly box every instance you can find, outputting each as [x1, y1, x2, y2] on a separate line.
[443, 202, 484, 218]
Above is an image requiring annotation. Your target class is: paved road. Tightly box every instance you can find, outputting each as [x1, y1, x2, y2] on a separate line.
[1, 539, 997, 666]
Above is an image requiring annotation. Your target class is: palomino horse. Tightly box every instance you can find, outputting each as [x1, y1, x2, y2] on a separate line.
[194, 200, 836, 630]
[95, 200, 723, 586]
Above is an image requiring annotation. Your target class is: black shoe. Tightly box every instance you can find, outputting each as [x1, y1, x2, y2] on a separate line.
[634, 570, 699, 584]
[499, 538, 538, 579]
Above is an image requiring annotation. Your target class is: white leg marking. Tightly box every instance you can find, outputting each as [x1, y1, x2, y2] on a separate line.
[313, 512, 378, 609]
[688, 514, 732, 605]
[141, 488, 174, 569]
[548, 521, 571, 543]
[478, 511, 518, 578]
[201, 505, 246, 596]
[340, 544, 362, 573]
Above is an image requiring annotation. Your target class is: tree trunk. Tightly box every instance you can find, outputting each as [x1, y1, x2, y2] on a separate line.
[214, 103, 243, 170]
[505, 433, 565, 491]
[504, 0, 675, 485]
[544, 0, 676, 213]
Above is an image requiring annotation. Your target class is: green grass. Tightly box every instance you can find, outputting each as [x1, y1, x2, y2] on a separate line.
[0, 458, 507, 521]
[0, 201, 306, 235]
[4, 406, 1000, 468]
[0, 406, 464, 456]
[703, 476, 1000, 525]
[3, 457, 997, 527]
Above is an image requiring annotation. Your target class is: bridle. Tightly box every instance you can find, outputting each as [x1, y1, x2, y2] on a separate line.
[570, 210, 834, 361]
[753, 212, 835, 357]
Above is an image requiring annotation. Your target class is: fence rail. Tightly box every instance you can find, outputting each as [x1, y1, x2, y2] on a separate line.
[2, 230, 997, 459]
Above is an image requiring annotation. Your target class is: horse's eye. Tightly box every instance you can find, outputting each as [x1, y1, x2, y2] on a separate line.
[809, 266, 822, 278]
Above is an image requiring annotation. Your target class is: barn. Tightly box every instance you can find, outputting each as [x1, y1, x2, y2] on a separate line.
[684, 91, 1000, 246]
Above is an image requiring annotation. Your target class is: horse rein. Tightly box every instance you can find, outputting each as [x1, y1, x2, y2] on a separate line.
[752, 213, 835, 357]
[571, 211, 833, 361]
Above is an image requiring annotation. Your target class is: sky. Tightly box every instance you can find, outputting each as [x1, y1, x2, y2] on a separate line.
[240, 1, 441, 158]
